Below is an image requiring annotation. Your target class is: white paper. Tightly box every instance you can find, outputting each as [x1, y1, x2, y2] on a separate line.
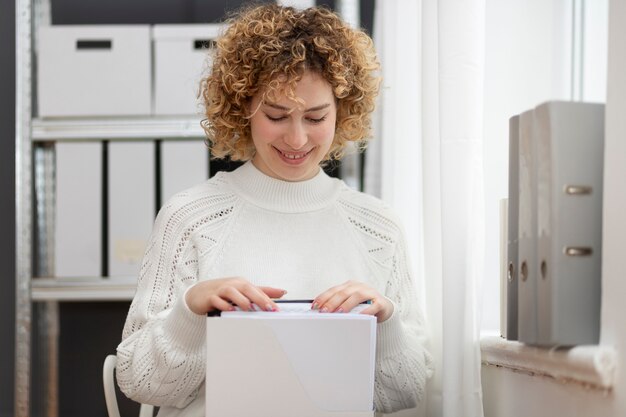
[223, 301, 370, 316]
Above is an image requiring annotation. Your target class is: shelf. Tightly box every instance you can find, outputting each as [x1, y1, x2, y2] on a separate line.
[31, 277, 138, 301]
[480, 335, 617, 390]
[31, 116, 206, 141]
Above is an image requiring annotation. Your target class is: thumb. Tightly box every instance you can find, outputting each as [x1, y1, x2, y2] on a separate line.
[259, 286, 287, 299]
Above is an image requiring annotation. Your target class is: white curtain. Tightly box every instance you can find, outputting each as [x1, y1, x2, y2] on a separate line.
[367, 1, 485, 416]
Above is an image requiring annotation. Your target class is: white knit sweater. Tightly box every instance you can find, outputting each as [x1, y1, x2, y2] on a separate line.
[116, 161, 433, 416]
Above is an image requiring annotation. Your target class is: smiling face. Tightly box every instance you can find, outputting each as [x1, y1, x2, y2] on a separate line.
[249, 71, 337, 182]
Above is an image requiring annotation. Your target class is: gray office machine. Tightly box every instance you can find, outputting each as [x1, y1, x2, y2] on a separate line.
[535, 101, 604, 346]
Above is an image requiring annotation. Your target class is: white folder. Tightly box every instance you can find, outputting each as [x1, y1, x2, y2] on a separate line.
[55, 142, 102, 277]
[535, 101, 604, 346]
[161, 140, 208, 203]
[108, 141, 155, 277]
[206, 311, 376, 417]
[517, 109, 538, 345]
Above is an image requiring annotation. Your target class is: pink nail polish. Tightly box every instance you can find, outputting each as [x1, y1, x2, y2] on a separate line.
[337, 307, 344, 313]
[320, 307, 329, 313]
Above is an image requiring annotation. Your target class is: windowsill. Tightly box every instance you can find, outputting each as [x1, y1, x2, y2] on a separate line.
[480, 335, 618, 390]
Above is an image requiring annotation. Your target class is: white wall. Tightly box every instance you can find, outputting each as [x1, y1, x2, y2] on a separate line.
[598, 0, 626, 412]
[481, 0, 625, 415]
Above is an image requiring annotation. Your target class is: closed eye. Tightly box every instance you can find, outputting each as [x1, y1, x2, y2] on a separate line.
[264, 113, 327, 123]
[265, 114, 287, 122]
[307, 116, 327, 124]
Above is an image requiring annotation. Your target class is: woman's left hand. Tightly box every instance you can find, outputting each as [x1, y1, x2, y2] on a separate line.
[312, 280, 394, 323]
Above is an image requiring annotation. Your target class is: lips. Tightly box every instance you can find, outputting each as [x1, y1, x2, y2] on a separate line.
[273, 146, 313, 163]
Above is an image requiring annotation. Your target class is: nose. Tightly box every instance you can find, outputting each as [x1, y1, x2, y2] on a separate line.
[283, 121, 307, 150]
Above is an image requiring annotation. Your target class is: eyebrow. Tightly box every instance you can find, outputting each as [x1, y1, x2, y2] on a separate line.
[264, 102, 331, 112]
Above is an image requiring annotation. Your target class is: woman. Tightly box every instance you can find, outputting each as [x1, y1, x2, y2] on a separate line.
[116, 4, 433, 416]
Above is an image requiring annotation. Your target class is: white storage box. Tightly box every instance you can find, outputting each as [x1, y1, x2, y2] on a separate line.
[37, 25, 152, 117]
[152, 24, 223, 116]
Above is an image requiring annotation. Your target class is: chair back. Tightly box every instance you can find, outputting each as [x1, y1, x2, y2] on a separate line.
[103, 354, 155, 417]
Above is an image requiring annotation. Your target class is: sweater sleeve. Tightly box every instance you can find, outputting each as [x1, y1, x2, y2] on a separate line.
[337, 192, 434, 413]
[373, 228, 434, 413]
[116, 196, 212, 408]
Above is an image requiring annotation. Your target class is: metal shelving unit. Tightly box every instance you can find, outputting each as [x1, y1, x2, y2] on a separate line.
[31, 116, 204, 141]
[15, 0, 35, 414]
[15, 2, 206, 416]
[15, 1, 362, 416]
[31, 277, 139, 302]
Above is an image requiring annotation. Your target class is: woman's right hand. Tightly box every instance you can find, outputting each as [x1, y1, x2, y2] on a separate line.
[185, 277, 287, 315]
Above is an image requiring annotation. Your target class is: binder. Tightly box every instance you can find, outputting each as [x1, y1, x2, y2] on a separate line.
[206, 308, 376, 417]
[55, 142, 102, 277]
[517, 109, 538, 344]
[499, 198, 508, 339]
[161, 140, 209, 204]
[108, 142, 155, 277]
[506, 115, 520, 340]
[534, 101, 604, 346]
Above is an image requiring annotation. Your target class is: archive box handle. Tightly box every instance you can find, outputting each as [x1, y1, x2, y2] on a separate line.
[76, 40, 113, 50]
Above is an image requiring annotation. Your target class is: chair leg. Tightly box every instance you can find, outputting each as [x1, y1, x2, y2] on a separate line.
[103, 355, 122, 417]
[138, 404, 155, 417]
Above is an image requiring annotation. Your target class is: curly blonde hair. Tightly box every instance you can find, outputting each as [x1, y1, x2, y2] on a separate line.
[201, 4, 380, 161]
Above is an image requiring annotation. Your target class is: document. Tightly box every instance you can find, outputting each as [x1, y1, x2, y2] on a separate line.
[223, 300, 371, 315]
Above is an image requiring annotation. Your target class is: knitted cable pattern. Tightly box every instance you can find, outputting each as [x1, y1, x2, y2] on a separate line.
[116, 164, 432, 415]
[338, 190, 434, 413]
[117, 180, 238, 408]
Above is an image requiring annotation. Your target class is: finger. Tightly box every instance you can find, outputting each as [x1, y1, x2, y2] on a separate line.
[208, 295, 235, 312]
[361, 297, 395, 323]
[313, 282, 351, 310]
[359, 304, 383, 317]
[240, 284, 279, 312]
[319, 289, 353, 313]
[220, 286, 253, 311]
[336, 292, 373, 314]
[259, 286, 288, 299]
